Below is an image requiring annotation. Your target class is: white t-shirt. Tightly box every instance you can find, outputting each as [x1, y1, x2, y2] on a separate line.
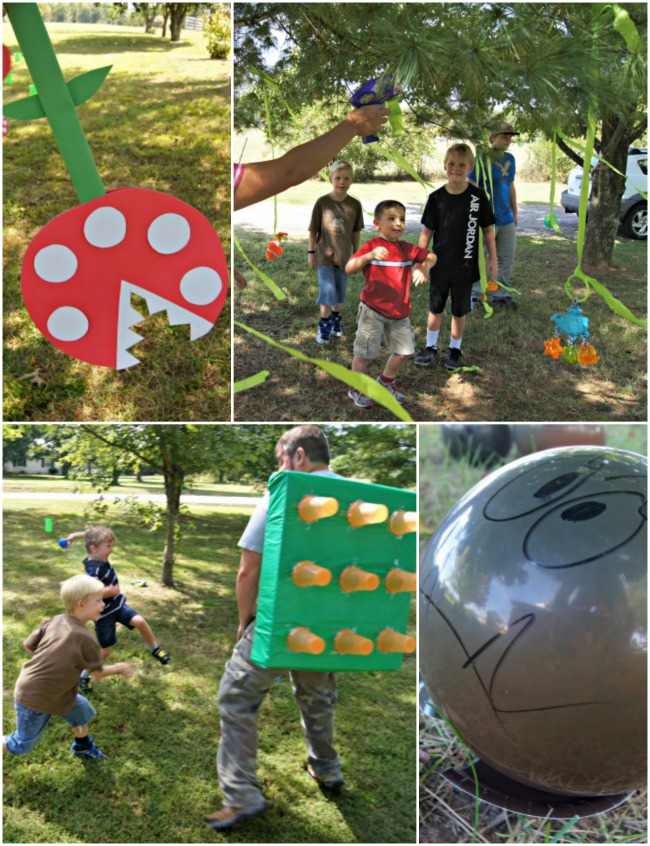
[238, 469, 341, 554]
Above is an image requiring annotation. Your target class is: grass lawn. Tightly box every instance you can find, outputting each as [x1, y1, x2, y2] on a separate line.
[233, 220, 646, 422]
[3, 24, 231, 422]
[418, 424, 647, 843]
[3, 474, 259, 498]
[3, 499, 416, 843]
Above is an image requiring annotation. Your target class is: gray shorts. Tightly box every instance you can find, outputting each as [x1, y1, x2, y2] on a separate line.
[352, 302, 415, 360]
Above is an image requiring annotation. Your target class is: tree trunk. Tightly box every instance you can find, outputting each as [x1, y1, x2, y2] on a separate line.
[160, 427, 185, 587]
[162, 8, 169, 38]
[162, 469, 182, 586]
[169, 3, 187, 41]
[583, 117, 632, 268]
[111, 466, 120, 486]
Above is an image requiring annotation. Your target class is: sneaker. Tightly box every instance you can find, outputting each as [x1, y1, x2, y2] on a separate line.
[377, 376, 406, 403]
[347, 389, 373, 409]
[316, 317, 332, 344]
[151, 646, 171, 665]
[331, 312, 343, 337]
[205, 802, 267, 830]
[413, 346, 438, 366]
[305, 760, 345, 794]
[71, 736, 106, 760]
[79, 673, 93, 695]
[444, 347, 463, 370]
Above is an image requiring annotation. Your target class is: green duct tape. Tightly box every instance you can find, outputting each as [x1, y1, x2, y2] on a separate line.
[251, 471, 416, 671]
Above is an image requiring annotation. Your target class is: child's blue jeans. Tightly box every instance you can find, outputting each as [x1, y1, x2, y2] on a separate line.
[316, 266, 348, 306]
[5, 695, 96, 755]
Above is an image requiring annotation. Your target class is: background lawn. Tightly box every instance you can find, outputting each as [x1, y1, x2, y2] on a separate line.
[3, 498, 416, 843]
[3, 24, 231, 422]
[233, 182, 646, 423]
[418, 423, 647, 843]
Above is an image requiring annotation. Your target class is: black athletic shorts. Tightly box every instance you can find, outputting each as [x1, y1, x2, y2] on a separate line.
[429, 276, 474, 318]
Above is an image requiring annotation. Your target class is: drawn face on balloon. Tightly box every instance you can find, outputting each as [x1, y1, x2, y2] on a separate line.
[21, 188, 228, 369]
[420, 446, 647, 797]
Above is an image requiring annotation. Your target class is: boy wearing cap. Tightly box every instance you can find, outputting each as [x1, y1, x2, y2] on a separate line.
[308, 161, 364, 344]
[470, 123, 519, 306]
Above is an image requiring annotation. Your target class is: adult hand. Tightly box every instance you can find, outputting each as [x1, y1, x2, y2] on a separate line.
[308, 254, 317, 269]
[346, 104, 389, 137]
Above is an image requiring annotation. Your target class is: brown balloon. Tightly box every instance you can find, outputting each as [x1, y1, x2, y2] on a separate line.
[420, 446, 647, 802]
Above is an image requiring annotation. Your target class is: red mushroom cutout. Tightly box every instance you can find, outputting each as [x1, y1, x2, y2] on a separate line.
[22, 187, 228, 369]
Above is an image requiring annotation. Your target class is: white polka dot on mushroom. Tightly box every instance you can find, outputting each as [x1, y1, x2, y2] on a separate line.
[180, 267, 223, 305]
[147, 213, 191, 255]
[84, 206, 126, 248]
[47, 306, 89, 342]
[34, 244, 78, 283]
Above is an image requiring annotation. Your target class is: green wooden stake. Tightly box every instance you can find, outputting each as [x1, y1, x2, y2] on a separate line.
[6, 3, 106, 203]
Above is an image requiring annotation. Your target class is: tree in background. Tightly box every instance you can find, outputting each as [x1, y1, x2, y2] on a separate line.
[325, 425, 416, 488]
[204, 4, 231, 60]
[235, 3, 646, 267]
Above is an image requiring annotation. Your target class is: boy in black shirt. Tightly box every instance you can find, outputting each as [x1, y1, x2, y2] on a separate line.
[64, 525, 170, 692]
[414, 143, 497, 370]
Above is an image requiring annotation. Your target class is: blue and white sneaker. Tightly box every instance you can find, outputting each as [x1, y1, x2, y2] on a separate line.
[331, 312, 343, 337]
[316, 317, 332, 344]
[71, 736, 106, 760]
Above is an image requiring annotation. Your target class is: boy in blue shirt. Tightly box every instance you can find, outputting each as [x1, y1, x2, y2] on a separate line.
[470, 122, 518, 306]
[64, 526, 170, 692]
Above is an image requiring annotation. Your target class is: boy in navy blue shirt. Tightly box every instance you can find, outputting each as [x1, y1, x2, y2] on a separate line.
[65, 526, 170, 692]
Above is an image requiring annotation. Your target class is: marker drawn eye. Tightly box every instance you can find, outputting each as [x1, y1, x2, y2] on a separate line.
[484, 457, 593, 521]
[524, 491, 645, 568]
[534, 472, 581, 499]
[560, 501, 607, 522]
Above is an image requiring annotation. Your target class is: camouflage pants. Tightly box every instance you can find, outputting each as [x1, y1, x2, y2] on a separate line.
[217, 622, 341, 807]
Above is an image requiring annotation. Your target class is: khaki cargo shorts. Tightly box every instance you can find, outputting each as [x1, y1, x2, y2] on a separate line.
[352, 302, 415, 360]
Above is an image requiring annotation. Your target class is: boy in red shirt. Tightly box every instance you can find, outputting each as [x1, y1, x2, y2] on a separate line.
[345, 200, 436, 408]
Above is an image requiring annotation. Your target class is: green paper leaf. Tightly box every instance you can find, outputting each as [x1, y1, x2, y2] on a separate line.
[67, 65, 112, 107]
[234, 237, 287, 301]
[575, 268, 646, 328]
[3, 92, 44, 120]
[235, 321, 413, 422]
[4, 65, 112, 120]
[234, 370, 270, 393]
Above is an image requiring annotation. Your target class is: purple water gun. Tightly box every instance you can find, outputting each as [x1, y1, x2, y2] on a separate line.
[349, 74, 401, 144]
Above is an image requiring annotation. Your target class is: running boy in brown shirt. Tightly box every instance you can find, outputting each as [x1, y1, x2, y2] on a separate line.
[4, 574, 134, 760]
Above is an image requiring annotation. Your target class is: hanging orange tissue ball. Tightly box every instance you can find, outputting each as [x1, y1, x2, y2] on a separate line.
[543, 337, 564, 360]
[577, 341, 599, 366]
[486, 280, 499, 292]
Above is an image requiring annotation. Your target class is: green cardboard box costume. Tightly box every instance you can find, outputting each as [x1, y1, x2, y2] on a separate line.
[252, 471, 416, 671]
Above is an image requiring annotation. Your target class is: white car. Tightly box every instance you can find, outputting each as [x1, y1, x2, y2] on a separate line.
[561, 147, 647, 240]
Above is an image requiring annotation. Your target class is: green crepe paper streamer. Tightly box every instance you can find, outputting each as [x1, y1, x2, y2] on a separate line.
[44, 517, 54, 533]
[611, 4, 641, 52]
[234, 237, 287, 301]
[235, 321, 413, 422]
[5, 72, 14, 85]
[544, 131, 563, 234]
[453, 365, 482, 374]
[7, 4, 106, 204]
[387, 98, 404, 135]
[28, 82, 37, 95]
[378, 144, 430, 191]
[234, 370, 270, 393]
[563, 113, 646, 328]
[260, 83, 278, 236]
[557, 129, 645, 197]
[4, 66, 112, 120]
